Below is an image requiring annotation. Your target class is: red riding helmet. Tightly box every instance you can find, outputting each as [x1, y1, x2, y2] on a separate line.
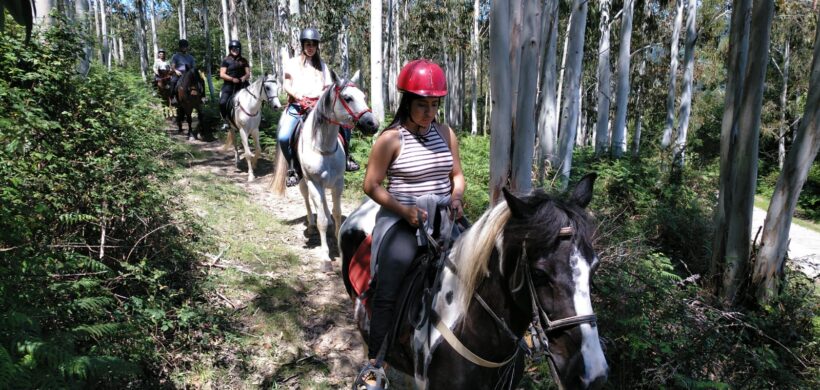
[397, 59, 447, 97]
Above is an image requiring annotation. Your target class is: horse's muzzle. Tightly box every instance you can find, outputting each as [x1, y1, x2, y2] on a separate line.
[356, 112, 380, 135]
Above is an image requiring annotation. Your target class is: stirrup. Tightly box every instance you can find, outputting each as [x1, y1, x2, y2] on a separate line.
[286, 169, 300, 187]
[346, 157, 360, 172]
[353, 363, 388, 390]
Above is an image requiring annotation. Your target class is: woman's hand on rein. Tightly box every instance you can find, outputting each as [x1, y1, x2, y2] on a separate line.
[403, 205, 427, 227]
[450, 198, 464, 221]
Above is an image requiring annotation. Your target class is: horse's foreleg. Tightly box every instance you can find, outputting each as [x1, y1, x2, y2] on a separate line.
[251, 128, 262, 170]
[299, 180, 315, 228]
[176, 106, 184, 133]
[331, 183, 343, 249]
[187, 112, 195, 140]
[239, 128, 255, 181]
[306, 180, 332, 261]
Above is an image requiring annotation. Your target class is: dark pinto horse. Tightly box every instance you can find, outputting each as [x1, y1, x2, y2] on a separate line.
[340, 174, 608, 389]
[176, 68, 203, 140]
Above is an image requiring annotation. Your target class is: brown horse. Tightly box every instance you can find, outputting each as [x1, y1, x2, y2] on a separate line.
[176, 68, 203, 140]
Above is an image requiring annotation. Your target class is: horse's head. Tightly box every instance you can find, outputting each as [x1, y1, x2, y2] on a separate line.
[499, 173, 607, 389]
[261, 73, 282, 110]
[320, 69, 380, 134]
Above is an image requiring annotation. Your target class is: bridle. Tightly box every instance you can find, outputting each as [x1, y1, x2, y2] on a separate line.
[433, 224, 597, 386]
[238, 78, 278, 117]
[319, 82, 372, 129]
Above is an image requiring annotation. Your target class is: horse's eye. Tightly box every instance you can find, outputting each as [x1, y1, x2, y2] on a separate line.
[344, 96, 353, 103]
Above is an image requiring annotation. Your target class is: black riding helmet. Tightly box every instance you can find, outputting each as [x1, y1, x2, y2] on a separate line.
[229, 39, 241, 51]
[178, 39, 189, 49]
[299, 28, 321, 43]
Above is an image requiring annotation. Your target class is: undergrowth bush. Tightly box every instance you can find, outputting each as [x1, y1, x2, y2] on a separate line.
[0, 18, 223, 388]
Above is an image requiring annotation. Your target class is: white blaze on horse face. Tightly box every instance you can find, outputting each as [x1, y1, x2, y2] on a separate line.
[570, 248, 608, 386]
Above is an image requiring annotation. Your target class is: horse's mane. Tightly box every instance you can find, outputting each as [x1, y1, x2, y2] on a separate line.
[451, 190, 593, 309]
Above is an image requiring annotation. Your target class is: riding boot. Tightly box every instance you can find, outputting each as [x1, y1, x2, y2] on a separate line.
[342, 128, 360, 172]
[286, 159, 301, 187]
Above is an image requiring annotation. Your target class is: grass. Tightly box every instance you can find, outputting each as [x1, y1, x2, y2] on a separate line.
[166, 158, 338, 388]
[754, 195, 820, 233]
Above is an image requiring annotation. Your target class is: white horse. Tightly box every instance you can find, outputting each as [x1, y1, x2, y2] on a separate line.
[225, 73, 282, 182]
[272, 70, 379, 268]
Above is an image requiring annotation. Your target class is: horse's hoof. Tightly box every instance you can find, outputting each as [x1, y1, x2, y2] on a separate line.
[321, 261, 334, 273]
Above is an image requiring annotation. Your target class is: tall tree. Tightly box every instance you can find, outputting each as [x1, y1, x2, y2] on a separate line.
[136, 0, 150, 81]
[148, 0, 158, 60]
[33, 0, 52, 28]
[661, 0, 684, 149]
[511, 0, 542, 194]
[536, 0, 559, 184]
[673, 0, 698, 167]
[99, 0, 109, 69]
[76, 0, 91, 76]
[594, 0, 612, 157]
[557, 0, 588, 188]
[753, 18, 820, 304]
[370, 0, 385, 122]
[778, 35, 791, 169]
[220, 0, 230, 55]
[470, 0, 479, 135]
[202, 0, 216, 98]
[611, 0, 635, 158]
[179, 0, 187, 39]
[710, 0, 775, 307]
[488, 0, 513, 203]
[241, 0, 254, 68]
[229, 0, 239, 42]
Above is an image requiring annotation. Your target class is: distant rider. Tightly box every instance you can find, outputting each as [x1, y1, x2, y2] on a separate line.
[169, 39, 195, 105]
[219, 39, 251, 131]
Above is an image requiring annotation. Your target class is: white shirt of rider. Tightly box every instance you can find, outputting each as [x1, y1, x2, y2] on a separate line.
[153, 59, 170, 75]
[285, 55, 331, 99]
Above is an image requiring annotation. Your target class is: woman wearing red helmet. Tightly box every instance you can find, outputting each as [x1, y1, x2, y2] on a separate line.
[356, 59, 465, 387]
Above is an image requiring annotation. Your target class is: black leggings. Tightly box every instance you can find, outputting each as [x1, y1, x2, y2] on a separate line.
[369, 220, 419, 359]
[219, 84, 238, 119]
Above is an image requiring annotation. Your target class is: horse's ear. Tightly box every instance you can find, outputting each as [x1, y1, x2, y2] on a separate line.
[570, 173, 597, 209]
[330, 69, 341, 86]
[350, 70, 361, 84]
[502, 188, 535, 219]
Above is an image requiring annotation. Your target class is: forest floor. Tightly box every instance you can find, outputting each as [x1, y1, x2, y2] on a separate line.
[167, 122, 415, 389]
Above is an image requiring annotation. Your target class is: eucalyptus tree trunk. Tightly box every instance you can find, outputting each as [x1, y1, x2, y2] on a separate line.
[229, 0, 239, 43]
[673, 0, 698, 167]
[242, 0, 253, 68]
[470, 0, 480, 135]
[556, 15, 572, 124]
[662, 0, 684, 149]
[754, 20, 820, 303]
[92, 0, 101, 41]
[712, 0, 774, 308]
[386, 0, 399, 111]
[557, 0, 589, 189]
[257, 25, 264, 73]
[711, 0, 751, 298]
[341, 14, 350, 77]
[179, 0, 187, 39]
[149, 0, 158, 60]
[370, 0, 385, 122]
[202, 0, 216, 98]
[34, 0, 52, 28]
[536, 0, 559, 184]
[594, 0, 612, 156]
[489, 0, 513, 203]
[289, 0, 299, 53]
[99, 0, 109, 69]
[611, 0, 634, 158]
[778, 37, 791, 169]
[136, 0, 149, 81]
[76, 0, 91, 76]
[221, 0, 230, 55]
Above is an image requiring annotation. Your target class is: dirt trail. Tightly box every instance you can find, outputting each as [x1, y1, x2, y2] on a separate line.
[171, 126, 372, 387]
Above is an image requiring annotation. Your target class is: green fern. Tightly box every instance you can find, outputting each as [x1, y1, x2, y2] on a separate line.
[71, 323, 121, 341]
[67, 297, 113, 316]
[57, 213, 96, 225]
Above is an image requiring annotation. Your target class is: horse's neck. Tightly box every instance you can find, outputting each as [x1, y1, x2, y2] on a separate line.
[239, 81, 263, 112]
[304, 105, 338, 153]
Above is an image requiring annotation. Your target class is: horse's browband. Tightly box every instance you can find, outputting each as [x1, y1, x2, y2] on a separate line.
[558, 227, 574, 237]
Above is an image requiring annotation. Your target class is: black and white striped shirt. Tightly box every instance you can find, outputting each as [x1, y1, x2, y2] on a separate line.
[387, 124, 453, 205]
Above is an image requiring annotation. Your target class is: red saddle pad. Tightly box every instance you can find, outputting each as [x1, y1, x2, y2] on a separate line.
[349, 235, 373, 298]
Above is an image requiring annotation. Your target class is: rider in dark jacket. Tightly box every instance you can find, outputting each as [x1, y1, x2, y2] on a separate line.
[219, 39, 251, 130]
[169, 39, 195, 105]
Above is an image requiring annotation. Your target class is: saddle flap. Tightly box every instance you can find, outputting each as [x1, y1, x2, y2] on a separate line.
[349, 234, 373, 298]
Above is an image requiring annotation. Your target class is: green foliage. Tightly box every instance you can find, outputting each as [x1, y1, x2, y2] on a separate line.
[0, 18, 220, 387]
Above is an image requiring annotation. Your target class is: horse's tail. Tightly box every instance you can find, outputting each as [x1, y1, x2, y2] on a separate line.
[270, 146, 287, 196]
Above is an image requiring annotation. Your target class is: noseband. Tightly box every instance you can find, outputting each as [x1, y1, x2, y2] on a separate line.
[320, 83, 372, 129]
